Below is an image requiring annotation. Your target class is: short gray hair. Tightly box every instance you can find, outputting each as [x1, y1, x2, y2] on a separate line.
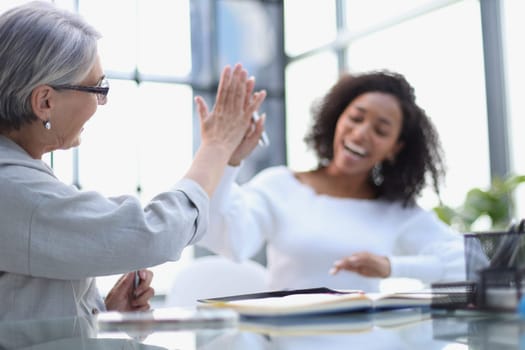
[0, 1, 101, 131]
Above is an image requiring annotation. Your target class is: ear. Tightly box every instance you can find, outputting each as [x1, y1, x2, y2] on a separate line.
[387, 141, 404, 163]
[31, 85, 54, 123]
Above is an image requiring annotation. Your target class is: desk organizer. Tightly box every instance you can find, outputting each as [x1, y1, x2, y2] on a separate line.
[433, 222, 525, 311]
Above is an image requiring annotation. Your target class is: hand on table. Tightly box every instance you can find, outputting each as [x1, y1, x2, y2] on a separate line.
[330, 252, 391, 278]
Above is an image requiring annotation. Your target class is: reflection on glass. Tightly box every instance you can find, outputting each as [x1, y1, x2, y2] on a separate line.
[199, 316, 447, 350]
[0, 315, 168, 350]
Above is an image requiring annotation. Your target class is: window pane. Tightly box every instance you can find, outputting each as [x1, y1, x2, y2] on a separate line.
[48, 150, 75, 186]
[346, 0, 489, 211]
[134, 81, 193, 203]
[79, 80, 193, 200]
[504, 0, 525, 215]
[80, 80, 193, 296]
[284, 0, 337, 56]
[137, 0, 191, 76]
[285, 52, 338, 171]
[0, 0, 40, 12]
[79, 0, 138, 72]
[344, 0, 446, 34]
[79, 80, 140, 195]
[80, 0, 191, 77]
[217, 0, 282, 90]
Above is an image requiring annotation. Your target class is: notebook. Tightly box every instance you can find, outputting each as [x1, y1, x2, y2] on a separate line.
[198, 287, 439, 317]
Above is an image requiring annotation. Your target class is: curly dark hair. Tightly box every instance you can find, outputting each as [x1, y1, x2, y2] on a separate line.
[304, 70, 445, 207]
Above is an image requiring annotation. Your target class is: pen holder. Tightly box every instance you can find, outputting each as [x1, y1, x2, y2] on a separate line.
[477, 267, 525, 311]
[464, 225, 525, 311]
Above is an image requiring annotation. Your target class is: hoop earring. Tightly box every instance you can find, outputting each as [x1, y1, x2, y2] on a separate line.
[43, 120, 51, 130]
[372, 163, 384, 186]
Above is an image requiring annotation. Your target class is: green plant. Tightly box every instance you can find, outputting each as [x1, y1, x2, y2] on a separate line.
[433, 174, 525, 232]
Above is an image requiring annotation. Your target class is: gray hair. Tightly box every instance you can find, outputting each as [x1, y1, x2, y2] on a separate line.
[0, 1, 101, 131]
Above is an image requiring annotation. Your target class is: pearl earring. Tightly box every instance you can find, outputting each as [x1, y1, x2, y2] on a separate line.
[43, 120, 51, 130]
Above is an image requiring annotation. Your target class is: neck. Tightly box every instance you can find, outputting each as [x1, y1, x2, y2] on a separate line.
[2, 122, 55, 159]
[303, 166, 376, 199]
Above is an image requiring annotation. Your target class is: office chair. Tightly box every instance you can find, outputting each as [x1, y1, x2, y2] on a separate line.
[165, 255, 269, 307]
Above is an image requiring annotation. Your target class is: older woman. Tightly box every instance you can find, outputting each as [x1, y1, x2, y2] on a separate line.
[199, 71, 465, 292]
[0, 1, 265, 321]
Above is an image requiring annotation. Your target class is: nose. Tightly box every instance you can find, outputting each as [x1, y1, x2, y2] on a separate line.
[352, 122, 371, 141]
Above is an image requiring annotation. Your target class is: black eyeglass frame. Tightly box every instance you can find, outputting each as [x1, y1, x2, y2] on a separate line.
[50, 77, 109, 104]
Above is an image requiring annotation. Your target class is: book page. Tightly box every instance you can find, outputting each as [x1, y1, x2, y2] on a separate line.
[204, 292, 372, 316]
[366, 292, 435, 309]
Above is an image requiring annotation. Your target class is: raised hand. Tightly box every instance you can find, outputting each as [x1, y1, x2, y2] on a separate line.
[194, 64, 266, 156]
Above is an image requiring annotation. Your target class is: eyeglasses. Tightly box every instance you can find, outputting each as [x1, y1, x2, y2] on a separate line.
[51, 77, 109, 105]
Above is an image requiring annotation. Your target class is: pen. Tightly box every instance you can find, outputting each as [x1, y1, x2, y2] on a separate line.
[252, 111, 270, 147]
[134, 270, 140, 291]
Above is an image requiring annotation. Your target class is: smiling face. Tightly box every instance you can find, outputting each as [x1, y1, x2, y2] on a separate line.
[329, 92, 404, 178]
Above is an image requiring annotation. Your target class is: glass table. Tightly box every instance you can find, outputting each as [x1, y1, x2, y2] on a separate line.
[1, 308, 524, 349]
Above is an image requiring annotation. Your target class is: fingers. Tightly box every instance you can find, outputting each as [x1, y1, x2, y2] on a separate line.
[194, 95, 209, 122]
[214, 65, 232, 114]
[249, 90, 267, 117]
[231, 65, 248, 112]
[114, 271, 134, 292]
[134, 269, 153, 296]
[132, 269, 154, 310]
[132, 286, 154, 310]
[329, 253, 391, 278]
[329, 257, 356, 275]
[244, 76, 255, 111]
[215, 64, 248, 116]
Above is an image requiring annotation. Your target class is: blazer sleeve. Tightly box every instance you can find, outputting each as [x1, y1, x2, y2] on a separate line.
[1, 176, 209, 280]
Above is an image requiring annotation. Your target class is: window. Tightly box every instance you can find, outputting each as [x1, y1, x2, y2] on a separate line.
[285, 53, 338, 171]
[504, 0, 525, 215]
[345, 0, 489, 210]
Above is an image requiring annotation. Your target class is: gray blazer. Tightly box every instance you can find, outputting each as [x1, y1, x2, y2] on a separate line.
[0, 136, 209, 321]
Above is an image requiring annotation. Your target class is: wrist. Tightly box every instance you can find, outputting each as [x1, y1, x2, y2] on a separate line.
[382, 256, 392, 278]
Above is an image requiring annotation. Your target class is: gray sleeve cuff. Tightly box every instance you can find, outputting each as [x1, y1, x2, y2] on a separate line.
[174, 178, 210, 245]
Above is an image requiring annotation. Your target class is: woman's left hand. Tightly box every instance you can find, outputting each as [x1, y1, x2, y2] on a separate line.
[329, 252, 391, 278]
[104, 269, 154, 312]
[228, 112, 266, 166]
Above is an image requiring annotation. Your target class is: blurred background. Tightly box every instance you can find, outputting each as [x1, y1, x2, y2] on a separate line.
[2, 0, 523, 300]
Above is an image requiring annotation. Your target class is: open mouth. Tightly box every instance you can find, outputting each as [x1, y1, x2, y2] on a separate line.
[343, 141, 368, 158]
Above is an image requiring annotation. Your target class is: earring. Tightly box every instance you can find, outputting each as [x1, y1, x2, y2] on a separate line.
[43, 120, 51, 130]
[371, 163, 384, 186]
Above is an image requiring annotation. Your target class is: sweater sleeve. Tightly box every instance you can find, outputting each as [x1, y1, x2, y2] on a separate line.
[198, 165, 272, 262]
[388, 209, 466, 283]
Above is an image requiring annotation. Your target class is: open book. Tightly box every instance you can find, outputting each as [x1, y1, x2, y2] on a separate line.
[198, 287, 439, 317]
